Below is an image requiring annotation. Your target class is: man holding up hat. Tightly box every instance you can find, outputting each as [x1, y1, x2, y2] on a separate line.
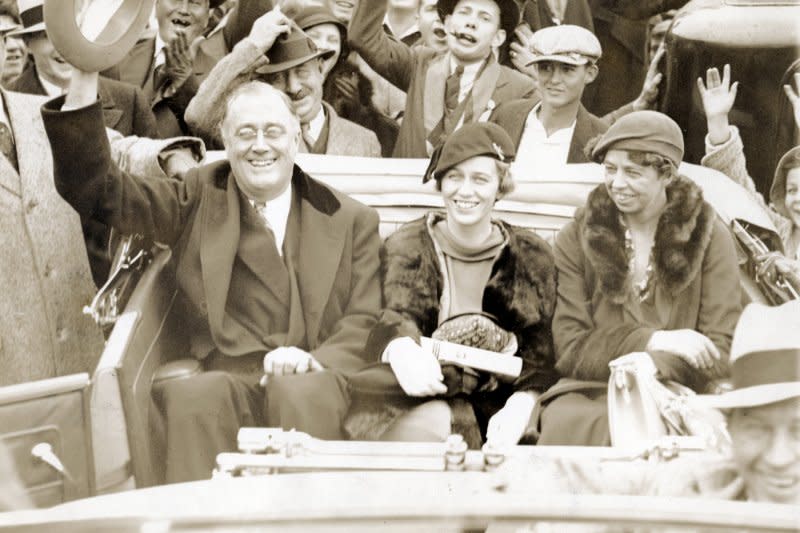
[42, 57, 382, 483]
[490, 24, 662, 181]
[186, 7, 381, 156]
[348, 0, 536, 157]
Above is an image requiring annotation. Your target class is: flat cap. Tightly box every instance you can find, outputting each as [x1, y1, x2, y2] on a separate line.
[590, 110, 684, 168]
[423, 122, 516, 183]
[528, 24, 602, 66]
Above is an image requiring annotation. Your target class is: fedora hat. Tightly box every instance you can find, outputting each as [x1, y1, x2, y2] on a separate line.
[436, 0, 520, 39]
[9, 0, 46, 36]
[694, 300, 800, 409]
[254, 21, 334, 75]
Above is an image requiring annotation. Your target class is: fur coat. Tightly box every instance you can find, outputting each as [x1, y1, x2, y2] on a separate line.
[552, 175, 742, 392]
[345, 213, 559, 446]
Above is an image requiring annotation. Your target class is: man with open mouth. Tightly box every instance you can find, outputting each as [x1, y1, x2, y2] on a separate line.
[349, 0, 536, 157]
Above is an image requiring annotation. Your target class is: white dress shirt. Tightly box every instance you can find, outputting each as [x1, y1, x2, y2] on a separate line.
[383, 14, 420, 42]
[511, 103, 577, 182]
[250, 184, 293, 256]
[154, 33, 167, 69]
[304, 105, 327, 144]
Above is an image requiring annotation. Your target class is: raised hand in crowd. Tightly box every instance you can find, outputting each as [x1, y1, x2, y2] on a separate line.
[783, 71, 800, 130]
[697, 63, 739, 145]
[384, 337, 447, 397]
[508, 25, 537, 81]
[646, 329, 721, 370]
[163, 31, 206, 97]
[247, 5, 292, 51]
[631, 43, 665, 111]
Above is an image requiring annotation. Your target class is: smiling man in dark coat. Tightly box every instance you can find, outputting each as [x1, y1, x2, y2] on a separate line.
[42, 61, 382, 482]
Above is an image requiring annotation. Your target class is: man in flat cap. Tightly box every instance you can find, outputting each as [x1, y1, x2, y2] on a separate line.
[491, 24, 663, 181]
[42, 60, 382, 483]
[185, 7, 381, 157]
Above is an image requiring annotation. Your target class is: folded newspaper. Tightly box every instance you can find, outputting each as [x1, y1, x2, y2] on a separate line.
[420, 337, 522, 379]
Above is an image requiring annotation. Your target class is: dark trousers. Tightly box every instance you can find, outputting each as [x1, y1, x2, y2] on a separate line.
[155, 370, 351, 483]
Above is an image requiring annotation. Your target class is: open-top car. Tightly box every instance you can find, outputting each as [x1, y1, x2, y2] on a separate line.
[0, 153, 793, 524]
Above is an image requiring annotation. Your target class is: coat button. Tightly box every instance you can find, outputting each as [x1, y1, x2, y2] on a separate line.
[26, 198, 38, 212]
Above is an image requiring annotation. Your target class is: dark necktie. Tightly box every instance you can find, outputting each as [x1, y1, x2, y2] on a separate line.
[0, 122, 18, 171]
[445, 64, 465, 116]
[443, 65, 465, 137]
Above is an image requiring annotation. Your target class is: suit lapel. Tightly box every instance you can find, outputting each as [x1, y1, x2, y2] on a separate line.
[0, 92, 21, 196]
[237, 201, 291, 304]
[470, 56, 502, 122]
[5, 91, 48, 201]
[568, 105, 592, 163]
[423, 53, 449, 136]
[199, 174, 240, 337]
[98, 81, 123, 131]
[122, 39, 157, 90]
[293, 179, 345, 345]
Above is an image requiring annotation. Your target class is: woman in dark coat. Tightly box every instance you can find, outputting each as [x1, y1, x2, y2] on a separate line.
[537, 110, 743, 446]
[346, 123, 559, 448]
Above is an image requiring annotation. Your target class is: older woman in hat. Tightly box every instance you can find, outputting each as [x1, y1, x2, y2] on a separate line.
[346, 122, 559, 448]
[536, 110, 743, 446]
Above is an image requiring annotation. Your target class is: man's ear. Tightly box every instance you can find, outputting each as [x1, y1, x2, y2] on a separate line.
[492, 28, 506, 49]
[584, 63, 599, 85]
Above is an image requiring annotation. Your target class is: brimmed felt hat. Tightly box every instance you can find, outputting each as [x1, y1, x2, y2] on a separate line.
[526, 24, 602, 66]
[694, 300, 800, 409]
[437, 0, 520, 39]
[254, 21, 335, 75]
[423, 122, 516, 183]
[770, 145, 800, 219]
[9, 0, 45, 36]
[0, 17, 20, 35]
[589, 110, 684, 168]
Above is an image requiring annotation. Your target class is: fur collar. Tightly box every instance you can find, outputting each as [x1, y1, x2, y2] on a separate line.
[581, 175, 715, 303]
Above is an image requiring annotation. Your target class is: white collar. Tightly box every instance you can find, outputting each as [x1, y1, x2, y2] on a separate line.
[0, 92, 11, 129]
[383, 14, 420, 41]
[305, 105, 327, 143]
[449, 55, 483, 77]
[527, 102, 577, 137]
[154, 32, 167, 67]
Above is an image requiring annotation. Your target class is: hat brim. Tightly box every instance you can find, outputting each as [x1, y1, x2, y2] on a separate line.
[0, 21, 20, 34]
[692, 382, 800, 410]
[7, 22, 45, 37]
[254, 48, 335, 75]
[526, 54, 593, 67]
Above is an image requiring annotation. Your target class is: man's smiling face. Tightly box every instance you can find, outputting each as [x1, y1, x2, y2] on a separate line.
[156, 0, 210, 44]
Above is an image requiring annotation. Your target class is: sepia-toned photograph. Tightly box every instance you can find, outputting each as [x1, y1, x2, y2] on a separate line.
[0, 0, 798, 530]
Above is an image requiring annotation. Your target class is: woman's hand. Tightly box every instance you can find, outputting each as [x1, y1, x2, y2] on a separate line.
[385, 337, 448, 397]
[646, 329, 720, 370]
[697, 64, 739, 145]
[486, 391, 537, 446]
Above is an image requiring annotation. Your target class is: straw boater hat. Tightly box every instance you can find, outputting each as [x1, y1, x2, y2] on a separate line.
[695, 300, 800, 409]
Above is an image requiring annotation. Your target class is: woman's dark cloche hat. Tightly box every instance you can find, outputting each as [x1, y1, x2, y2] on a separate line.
[590, 110, 684, 168]
[423, 122, 516, 183]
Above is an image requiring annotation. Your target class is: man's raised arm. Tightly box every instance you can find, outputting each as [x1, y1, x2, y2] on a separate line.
[348, 0, 418, 92]
[42, 69, 202, 246]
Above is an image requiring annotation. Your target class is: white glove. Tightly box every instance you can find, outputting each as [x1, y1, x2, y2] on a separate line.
[486, 391, 537, 446]
[383, 337, 447, 397]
